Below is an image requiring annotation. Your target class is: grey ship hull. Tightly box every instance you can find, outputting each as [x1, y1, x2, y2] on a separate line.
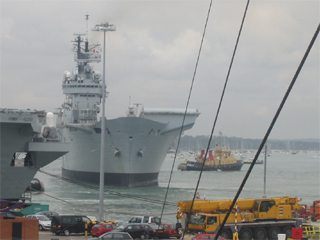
[0, 109, 69, 200]
[62, 169, 159, 186]
[61, 111, 198, 187]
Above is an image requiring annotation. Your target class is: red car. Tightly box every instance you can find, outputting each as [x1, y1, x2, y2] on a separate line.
[191, 234, 228, 240]
[160, 223, 181, 239]
[90, 222, 117, 237]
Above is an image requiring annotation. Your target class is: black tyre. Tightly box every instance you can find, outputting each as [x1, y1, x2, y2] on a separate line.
[239, 228, 253, 240]
[39, 225, 43, 231]
[268, 227, 281, 240]
[282, 226, 293, 238]
[253, 227, 267, 240]
[177, 237, 181, 239]
[220, 229, 232, 239]
[140, 234, 147, 240]
[63, 229, 70, 236]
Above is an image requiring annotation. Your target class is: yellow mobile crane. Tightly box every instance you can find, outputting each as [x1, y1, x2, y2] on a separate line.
[177, 196, 304, 240]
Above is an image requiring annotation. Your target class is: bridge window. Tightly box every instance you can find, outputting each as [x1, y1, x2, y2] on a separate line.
[190, 215, 206, 225]
[254, 200, 261, 211]
[260, 200, 275, 212]
[207, 216, 217, 225]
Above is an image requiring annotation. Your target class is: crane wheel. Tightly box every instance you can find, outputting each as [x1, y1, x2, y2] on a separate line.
[253, 227, 267, 240]
[220, 229, 232, 239]
[282, 226, 293, 238]
[268, 227, 281, 240]
[239, 228, 253, 240]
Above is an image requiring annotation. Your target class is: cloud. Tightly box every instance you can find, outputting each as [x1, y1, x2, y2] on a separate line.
[1, 0, 319, 139]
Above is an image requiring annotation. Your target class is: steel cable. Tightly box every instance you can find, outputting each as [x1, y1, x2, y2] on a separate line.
[38, 169, 176, 206]
[158, 0, 215, 233]
[214, 22, 320, 240]
[178, 0, 251, 239]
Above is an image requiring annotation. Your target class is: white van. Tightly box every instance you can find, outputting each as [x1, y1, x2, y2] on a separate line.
[128, 216, 161, 225]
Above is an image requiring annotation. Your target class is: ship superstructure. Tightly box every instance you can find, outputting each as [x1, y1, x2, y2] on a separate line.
[58, 23, 200, 187]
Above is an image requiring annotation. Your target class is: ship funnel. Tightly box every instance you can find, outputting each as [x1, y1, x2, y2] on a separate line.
[199, 150, 205, 159]
[46, 112, 55, 128]
[209, 150, 214, 161]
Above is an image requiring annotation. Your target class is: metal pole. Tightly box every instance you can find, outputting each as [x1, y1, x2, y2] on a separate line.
[92, 22, 115, 222]
[99, 29, 106, 221]
[263, 142, 267, 198]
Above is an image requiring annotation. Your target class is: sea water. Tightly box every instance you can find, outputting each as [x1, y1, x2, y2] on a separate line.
[32, 151, 319, 223]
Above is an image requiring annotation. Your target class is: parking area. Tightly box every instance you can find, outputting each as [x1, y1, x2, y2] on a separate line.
[39, 231, 193, 240]
[39, 231, 89, 240]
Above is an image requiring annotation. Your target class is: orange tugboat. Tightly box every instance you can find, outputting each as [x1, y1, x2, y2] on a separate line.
[178, 133, 243, 171]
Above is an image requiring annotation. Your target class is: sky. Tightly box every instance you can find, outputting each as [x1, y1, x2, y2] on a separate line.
[1, 0, 319, 140]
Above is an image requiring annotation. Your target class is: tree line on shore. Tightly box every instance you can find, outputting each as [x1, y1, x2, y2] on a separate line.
[177, 135, 319, 152]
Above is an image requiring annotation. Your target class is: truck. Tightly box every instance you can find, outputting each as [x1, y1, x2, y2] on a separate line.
[176, 196, 304, 240]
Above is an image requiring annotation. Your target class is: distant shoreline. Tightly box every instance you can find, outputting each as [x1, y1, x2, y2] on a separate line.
[178, 135, 320, 151]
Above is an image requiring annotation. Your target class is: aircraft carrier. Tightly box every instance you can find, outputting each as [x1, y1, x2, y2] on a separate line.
[0, 109, 69, 200]
[58, 20, 200, 187]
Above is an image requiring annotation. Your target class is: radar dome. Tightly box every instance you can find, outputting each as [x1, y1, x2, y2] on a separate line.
[64, 71, 71, 78]
[46, 112, 55, 127]
[66, 71, 71, 78]
[94, 72, 101, 79]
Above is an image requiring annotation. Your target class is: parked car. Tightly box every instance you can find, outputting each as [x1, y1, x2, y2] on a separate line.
[0, 212, 18, 218]
[128, 216, 161, 225]
[88, 231, 133, 240]
[191, 234, 227, 240]
[26, 214, 51, 231]
[142, 224, 169, 239]
[50, 214, 93, 236]
[35, 210, 59, 220]
[91, 222, 118, 237]
[110, 223, 150, 239]
[113, 220, 126, 226]
[160, 223, 181, 239]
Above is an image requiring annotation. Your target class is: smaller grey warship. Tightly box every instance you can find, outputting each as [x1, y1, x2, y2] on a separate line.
[58, 18, 200, 187]
[0, 109, 69, 201]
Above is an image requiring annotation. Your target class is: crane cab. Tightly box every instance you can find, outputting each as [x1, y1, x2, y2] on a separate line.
[253, 199, 292, 220]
